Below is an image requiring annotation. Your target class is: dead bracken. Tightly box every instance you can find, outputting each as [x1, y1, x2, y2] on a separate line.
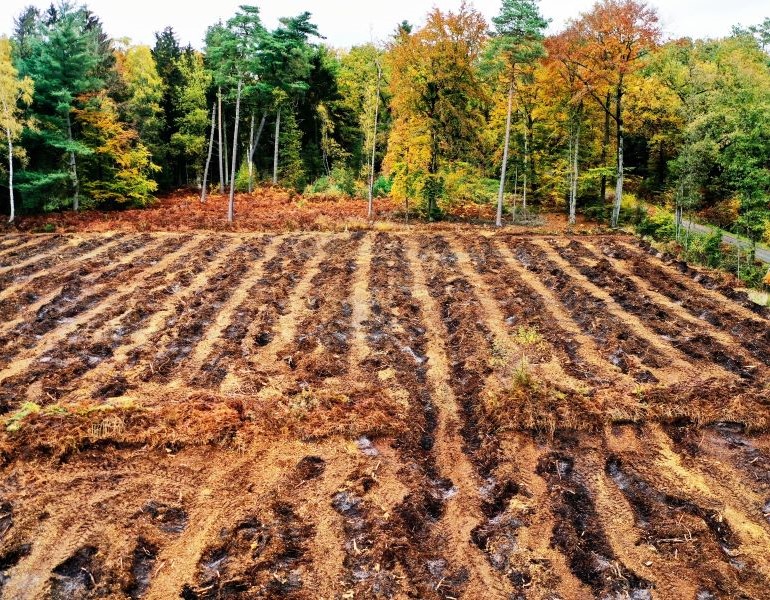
[0, 230, 768, 599]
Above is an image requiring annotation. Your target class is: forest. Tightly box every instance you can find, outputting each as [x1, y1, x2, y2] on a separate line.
[0, 0, 769, 246]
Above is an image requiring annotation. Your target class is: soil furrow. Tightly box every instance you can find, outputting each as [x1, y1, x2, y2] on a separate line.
[404, 234, 514, 599]
[549, 238, 757, 380]
[280, 233, 365, 382]
[0, 235, 176, 372]
[506, 238, 674, 383]
[189, 235, 318, 391]
[0, 234, 68, 269]
[0, 236, 213, 408]
[0, 234, 132, 317]
[126, 237, 270, 384]
[597, 238, 770, 368]
[629, 239, 770, 319]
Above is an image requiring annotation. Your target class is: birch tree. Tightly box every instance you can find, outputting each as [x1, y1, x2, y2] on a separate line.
[0, 37, 34, 223]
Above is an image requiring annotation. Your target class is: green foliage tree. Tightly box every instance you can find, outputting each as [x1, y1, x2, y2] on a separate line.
[171, 49, 211, 186]
[16, 1, 103, 212]
[114, 43, 164, 164]
[205, 5, 266, 221]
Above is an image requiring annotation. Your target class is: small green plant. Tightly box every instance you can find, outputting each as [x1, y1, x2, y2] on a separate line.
[513, 356, 533, 389]
[514, 326, 543, 346]
[6, 402, 41, 432]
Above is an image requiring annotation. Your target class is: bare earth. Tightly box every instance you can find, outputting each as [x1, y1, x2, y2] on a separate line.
[0, 229, 768, 599]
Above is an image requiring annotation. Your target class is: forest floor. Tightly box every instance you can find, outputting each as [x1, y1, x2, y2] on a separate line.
[0, 227, 769, 599]
[7, 188, 594, 234]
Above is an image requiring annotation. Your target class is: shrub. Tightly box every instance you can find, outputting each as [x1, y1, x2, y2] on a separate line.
[637, 210, 676, 240]
[372, 175, 392, 198]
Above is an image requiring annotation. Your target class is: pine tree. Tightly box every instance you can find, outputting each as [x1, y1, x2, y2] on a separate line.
[16, 2, 102, 212]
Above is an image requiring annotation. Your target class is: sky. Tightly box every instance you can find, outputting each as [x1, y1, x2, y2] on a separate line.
[1, 0, 767, 49]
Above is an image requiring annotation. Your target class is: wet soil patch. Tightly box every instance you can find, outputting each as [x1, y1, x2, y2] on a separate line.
[537, 451, 652, 597]
[49, 545, 104, 599]
[182, 503, 314, 598]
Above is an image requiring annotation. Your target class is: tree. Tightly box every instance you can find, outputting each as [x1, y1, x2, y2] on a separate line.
[563, 0, 660, 227]
[0, 36, 34, 223]
[151, 27, 183, 189]
[114, 43, 164, 163]
[259, 12, 321, 186]
[385, 3, 487, 219]
[487, 0, 548, 226]
[337, 44, 389, 179]
[17, 1, 103, 212]
[206, 6, 265, 221]
[74, 91, 158, 206]
[171, 49, 211, 186]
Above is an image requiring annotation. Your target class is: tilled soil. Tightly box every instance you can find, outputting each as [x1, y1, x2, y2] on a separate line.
[0, 231, 768, 600]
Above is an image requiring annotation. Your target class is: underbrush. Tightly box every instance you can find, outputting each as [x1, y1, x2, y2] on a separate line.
[636, 210, 770, 292]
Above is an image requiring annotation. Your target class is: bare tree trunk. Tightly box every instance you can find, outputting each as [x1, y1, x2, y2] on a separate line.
[523, 127, 529, 214]
[247, 114, 255, 194]
[273, 108, 281, 185]
[218, 88, 224, 194]
[247, 114, 266, 191]
[567, 134, 575, 220]
[223, 112, 229, 187]
[6, 127, 14, 223]
[66, 112, 79, 211]
[497, 78, 514, 228]
[570, 121, 580, 225]
[612, 85, 624, 229]
[252, 115, 266, 159]
[600, 92, 610, 210]
[368, 62, 383, 221]
[228, 79, 242, 223]
[201, 102, 216, 204]
[511, 166, 518, 223]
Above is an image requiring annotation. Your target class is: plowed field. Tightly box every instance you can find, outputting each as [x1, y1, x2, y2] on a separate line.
[0, 231, 768, 599]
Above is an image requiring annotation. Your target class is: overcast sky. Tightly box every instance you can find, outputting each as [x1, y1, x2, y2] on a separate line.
[1, 0, 767, 48]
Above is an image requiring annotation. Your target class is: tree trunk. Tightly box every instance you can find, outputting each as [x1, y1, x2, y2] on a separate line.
[218, 88, 224, 194]
[223, 112, 229, 187]
[201, 102, 217, 203]
[247, 114, 255, 194]
[570, 121, 580, 225]
[273, 108, 281, 185]
[497, 78, 514, 228]
[368, 63, 383, 221]
[612, 85, 624, 228]
[6, 128, 14, 223]
[512, 166, 518, 223]
[66, 112, 79, 212]
[600, 92, 611, 208]
[252, 115, 266, 161]
[523, 126, 529, 214]
[567, 135, 575, 219]
[228, 79, 242, 223]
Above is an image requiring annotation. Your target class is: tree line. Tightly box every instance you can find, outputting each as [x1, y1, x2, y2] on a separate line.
[1, 0, 769, 239]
